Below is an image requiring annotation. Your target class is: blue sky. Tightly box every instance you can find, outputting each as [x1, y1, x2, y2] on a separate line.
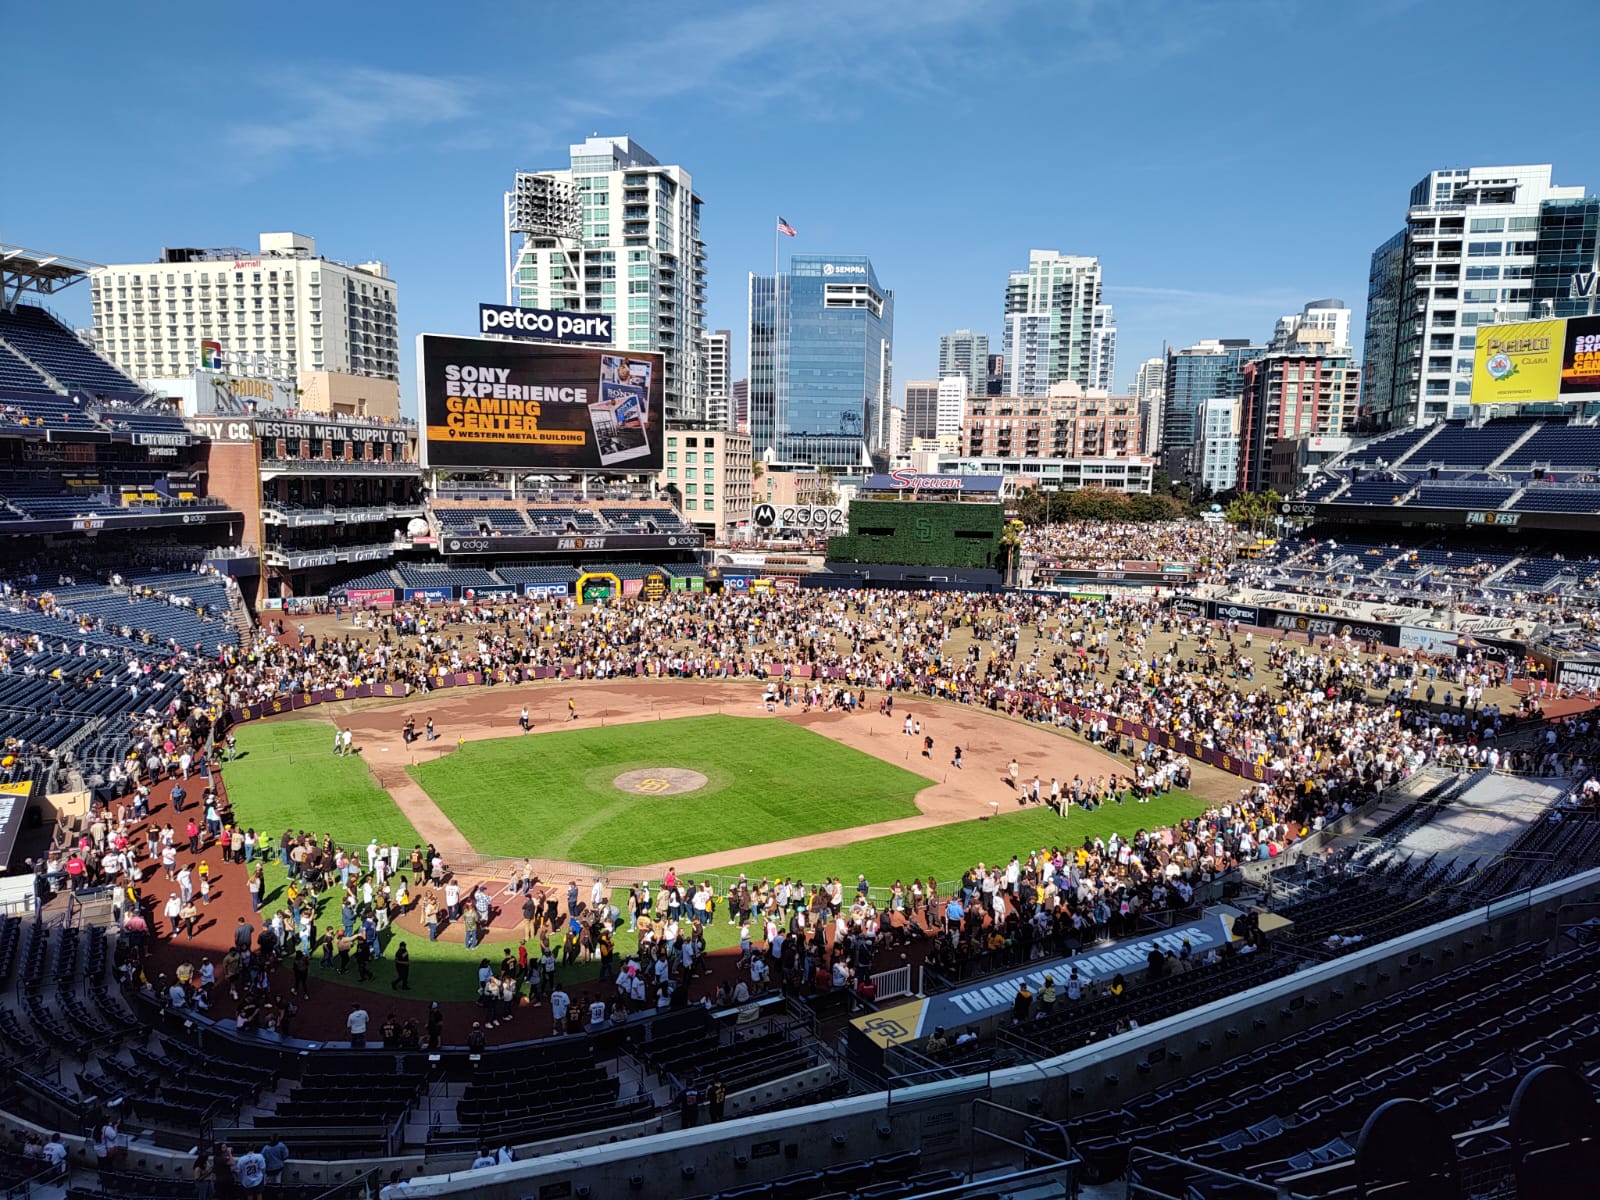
[9, 0, 1599, 411]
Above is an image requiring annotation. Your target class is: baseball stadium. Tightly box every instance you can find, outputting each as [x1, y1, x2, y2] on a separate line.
[0, 241, 1598, 1200]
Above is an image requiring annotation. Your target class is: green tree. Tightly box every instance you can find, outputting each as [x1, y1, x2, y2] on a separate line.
[1000, 518, 1024, 585]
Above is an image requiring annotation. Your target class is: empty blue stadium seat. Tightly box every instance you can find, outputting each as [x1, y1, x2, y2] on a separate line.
[0, 306, 142, 397]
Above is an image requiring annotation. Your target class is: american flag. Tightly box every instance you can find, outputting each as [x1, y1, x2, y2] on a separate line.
[777, 216, 797, 237]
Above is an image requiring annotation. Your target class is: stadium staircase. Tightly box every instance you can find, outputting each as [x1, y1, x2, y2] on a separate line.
[1383, 422, 1443, 469]
[0, 337, 60, 393]
[1487, 422, 1546, 472]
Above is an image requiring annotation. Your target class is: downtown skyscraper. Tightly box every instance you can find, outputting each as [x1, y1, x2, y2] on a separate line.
[937, 329, 989, 398]
[1361, 164, 1582, 431]
[504, 136, 707, 421]
[1000, 250, 1111, 397]
[748, 254, 894, 469]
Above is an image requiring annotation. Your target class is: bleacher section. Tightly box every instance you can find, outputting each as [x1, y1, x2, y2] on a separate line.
[432, 507, 531, 534]
[1410, 421, 1533, 469]
[1513, 485, 1600, 514]
[1500, 424, 1600, 471]
[0, 345, 51, 396]
[1339, 479, 1411, 505]
[1413, 484, 1515, 509]
[1340, 424, 1437, 467]
[0, 306, 141, 398]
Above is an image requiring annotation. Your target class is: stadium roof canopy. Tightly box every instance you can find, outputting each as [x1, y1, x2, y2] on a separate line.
[1, 244, 101, 312]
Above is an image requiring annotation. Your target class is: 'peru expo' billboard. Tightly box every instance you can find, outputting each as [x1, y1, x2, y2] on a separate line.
[417, 333, 664, 472]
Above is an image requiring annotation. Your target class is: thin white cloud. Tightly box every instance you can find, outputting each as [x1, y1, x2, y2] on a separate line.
[1110, 285, 1307, 308]
[563, 0, 1150, 115]
[226, 67, 479, 162]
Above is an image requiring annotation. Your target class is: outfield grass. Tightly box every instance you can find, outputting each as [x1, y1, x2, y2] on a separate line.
[407, 715, 930, 865]
[717, 789, 1209, 890]
[226, 719, 423, 847]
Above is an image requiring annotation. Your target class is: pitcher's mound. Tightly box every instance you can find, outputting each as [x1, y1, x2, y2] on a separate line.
[613, 768, 708, 796]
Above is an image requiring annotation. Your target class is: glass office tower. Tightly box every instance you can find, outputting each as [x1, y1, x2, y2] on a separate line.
[747, 255, 894, 469]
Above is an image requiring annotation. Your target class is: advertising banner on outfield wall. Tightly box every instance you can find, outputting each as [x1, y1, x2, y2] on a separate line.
[417, 333, 665, 472]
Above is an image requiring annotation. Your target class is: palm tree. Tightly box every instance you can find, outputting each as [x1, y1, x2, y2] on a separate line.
[1000, 518, 1024, 586]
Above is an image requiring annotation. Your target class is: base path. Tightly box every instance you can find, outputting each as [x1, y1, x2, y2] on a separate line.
[323, 677, 1221, 879]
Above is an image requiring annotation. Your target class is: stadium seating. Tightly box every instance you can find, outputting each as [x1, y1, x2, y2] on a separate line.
[331, 569, 401, 592]
[1500, 425, 1600, 471]
[583, 561, 663, 581]
[0, 346, 52, 396]
[0, 393, 90, 427]
[0, 306, 142, 398]
[524, 506, 606, 533]
[602, 506, 696, 534]
[1088, 938, 1600, 1196]
[1337, 479, 1410, 505]
[1410, 421, 1534, 469]
[432, 506, 531, 534]
[493, 565, 579, 589]
[1340, 424, 1437, 468]
[1513, 486, 1600, 514]
[1413, 484, 1515, 509]
[92, 407, 189, 437]
[396, 564, 502, 591]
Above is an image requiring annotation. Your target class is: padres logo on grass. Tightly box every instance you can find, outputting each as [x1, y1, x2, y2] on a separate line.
[612, 768, 708, 796]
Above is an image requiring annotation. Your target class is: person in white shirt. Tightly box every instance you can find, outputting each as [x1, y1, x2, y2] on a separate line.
[470, 1148, 497, 1170]
[41, 1134, 66, 1176]
[588, 998, 606, 1026]
[550, 988, 570, 1027]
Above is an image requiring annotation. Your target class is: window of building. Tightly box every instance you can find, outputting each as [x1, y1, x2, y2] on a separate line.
[1469, 217, 1505, 233]
[1467, 241, 1503, 257]
[1465, 266, 1501, 280]
[666, 452, 676, 464]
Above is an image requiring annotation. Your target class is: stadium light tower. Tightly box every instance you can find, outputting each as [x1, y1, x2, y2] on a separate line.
[503, 173, 582, 306]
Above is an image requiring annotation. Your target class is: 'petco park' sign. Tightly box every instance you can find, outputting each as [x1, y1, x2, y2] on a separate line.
[478, 303, 613, 345]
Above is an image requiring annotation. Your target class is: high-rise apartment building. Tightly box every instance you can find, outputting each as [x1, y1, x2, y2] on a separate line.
[748, 254, 894, 469]
[1197, 397, 1241, 495]
[1001, 250, 1107, 396]
[90, 232, 398, 384]
[986, 354, 1005, 396]
[903, 381, 940, 443]
[1089, 304, 1118, 392]
[1162, 339, 1263, 477]
[1132, 356, 1166, 455]
[1272, 299, 1351, 351]
[504, 136, 707, 421]
[1361, 164, 1583, 430]
[937, 329, 989, 398]
[887, 405, 906, 456]
[731, 379, 749, 432]
[704, 329, 732, 430]
[936, 378, 967, 439]
[1236, 337, 1360, 494]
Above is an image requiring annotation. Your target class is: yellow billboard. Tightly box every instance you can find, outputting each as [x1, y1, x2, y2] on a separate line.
[1473, 320, 1564, 404]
